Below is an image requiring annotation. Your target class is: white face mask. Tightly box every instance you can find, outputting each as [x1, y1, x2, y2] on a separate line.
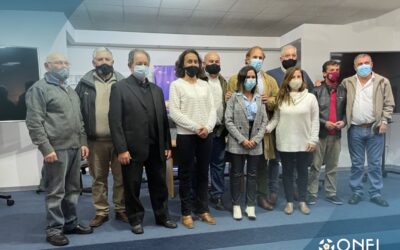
[132, 64, 149, 80]
[289, 79, 302, 90]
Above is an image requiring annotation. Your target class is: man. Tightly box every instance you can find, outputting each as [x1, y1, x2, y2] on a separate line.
[307, 60, 346, 206]
[342, 54, 394, 207]
[26, 52, 93, 246]
[109, 49, 177, 234]
[226, 46, 279, 211]
[201, 51, 228, 211]
[267, 44, 313, 90]
[75, 47, 127, 227]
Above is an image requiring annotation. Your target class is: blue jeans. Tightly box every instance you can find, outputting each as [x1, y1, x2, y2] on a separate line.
[43, 148, 81, 236]
[348, 126, 384, 198]
[209, 135, 226, 199]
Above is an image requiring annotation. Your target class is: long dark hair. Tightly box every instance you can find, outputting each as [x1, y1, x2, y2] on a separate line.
[236, 65, 257, 94]
[175, 49, 202, 78]
[277, 66, 307, 106]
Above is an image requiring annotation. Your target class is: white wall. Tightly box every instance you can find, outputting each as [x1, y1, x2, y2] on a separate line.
[0, 10, 70, 189]
[2, 8, 400, 189]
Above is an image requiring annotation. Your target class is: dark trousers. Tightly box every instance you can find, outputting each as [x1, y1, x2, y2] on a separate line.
[177, 134, 213, 216]
[121, 144, 169, 226]
[230, 154, 259, 206]
[280, 152, 311, 202]
[209, 135, 227, 199]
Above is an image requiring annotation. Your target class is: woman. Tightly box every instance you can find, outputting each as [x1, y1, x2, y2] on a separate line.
[225, 65, 268, 220]
[169, 49, 217, 229]
[266, 66, 319, 215]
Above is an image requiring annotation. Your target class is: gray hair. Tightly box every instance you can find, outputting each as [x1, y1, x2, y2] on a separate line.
[92, 47, 113, 60]
[353, 53, 372, 65]
[281, 44, 297, 56]
[128, 49, 150, 65]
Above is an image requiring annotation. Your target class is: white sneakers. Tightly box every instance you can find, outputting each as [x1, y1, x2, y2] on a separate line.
[233, 205, 242, 220]
[245, 206, 256, 220]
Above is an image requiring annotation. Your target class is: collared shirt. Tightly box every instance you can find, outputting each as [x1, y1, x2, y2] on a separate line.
[206, 73, 223, 125]
[240, 93, 259, 121]
[256, 71, 264, 94]
[352, 73, 375, 125]
[328, 89, 337, 136]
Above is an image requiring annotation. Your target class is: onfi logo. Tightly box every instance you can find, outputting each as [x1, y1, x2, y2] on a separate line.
[318, 238, 380, 250]
[319, 239, 335, 250]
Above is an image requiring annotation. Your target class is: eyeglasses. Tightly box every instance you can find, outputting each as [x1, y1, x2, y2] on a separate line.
[47, 61, 70, 66]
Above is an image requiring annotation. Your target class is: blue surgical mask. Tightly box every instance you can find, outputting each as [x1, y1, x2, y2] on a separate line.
[356, 64, 372, 77]
[250, 58, 263, 72]
[132, 65, 149, 80]
[244, 78, 257, 91]
[50, 68, 69, 81]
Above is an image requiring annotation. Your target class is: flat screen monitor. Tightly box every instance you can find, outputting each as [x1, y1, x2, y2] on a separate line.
[331, 52, 399, 113]
[0, 47, 39, 121]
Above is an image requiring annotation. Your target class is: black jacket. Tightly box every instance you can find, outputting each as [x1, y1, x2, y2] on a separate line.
[109, 75, 171, 162]
[313, 81, 346, 138]
[75, 70, 125, 140]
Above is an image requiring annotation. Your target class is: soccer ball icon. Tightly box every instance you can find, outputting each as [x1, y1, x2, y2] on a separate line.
[319, 239, 334, 250]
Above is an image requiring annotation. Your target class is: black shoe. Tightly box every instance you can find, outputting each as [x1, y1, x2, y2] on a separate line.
[156, 219, 178, 229]
[326, 195, 343, 205]
[370, 196, 389, 207]
[307, 196, 317, 205]
[348, 194, 362, 205]
[131, 224, 144, 234]
[210, 197, 224, 211]
[46, 233, 69, 246]
[64, 224, 93, 235]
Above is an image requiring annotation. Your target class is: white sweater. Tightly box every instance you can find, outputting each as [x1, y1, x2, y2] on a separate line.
[266, 89, 319, 152]
[169, 78, 217, 135]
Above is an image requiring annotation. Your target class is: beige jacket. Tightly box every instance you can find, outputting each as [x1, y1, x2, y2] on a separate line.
[227, 71, 279, 159]
[341, 73, 395, 131]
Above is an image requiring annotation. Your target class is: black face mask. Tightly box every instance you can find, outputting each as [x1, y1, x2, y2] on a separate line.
[184, 66, 199, 77]
[95, 64, 114, 76]
[282, 59, 297, 69]
[205, 64, 221, 75]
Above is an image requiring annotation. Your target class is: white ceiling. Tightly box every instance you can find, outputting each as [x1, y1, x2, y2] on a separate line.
[68, 0, 400, 36]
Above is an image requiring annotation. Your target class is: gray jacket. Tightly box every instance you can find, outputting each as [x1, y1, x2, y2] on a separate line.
[225, 93, 268, 155]
[341, 73, 395, 132]
[25, 77, 87, 156]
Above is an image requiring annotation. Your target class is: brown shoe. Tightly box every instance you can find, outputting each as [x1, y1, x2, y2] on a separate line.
[198, 212, 216, 225]
[181, 215, 194, 229]
[115, 211, 129, 223]
[283, 202, 294, 215]
[268, 192, 278, 206]
[90, 215, 109, 227]
[257, 196, 273, 210]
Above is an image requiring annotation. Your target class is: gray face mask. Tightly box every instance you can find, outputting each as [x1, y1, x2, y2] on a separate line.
[50, 68, 69, 81]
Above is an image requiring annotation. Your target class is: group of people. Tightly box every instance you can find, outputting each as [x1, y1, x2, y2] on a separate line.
[24, 45, 395, 247]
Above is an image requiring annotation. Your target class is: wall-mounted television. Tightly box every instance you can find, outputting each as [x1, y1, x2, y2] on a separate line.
[0, 47, 39, 121]
[331, 52, 399, 113]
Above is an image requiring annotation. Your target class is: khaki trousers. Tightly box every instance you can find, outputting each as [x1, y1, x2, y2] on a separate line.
[88, 140, 125, 215]
[308, 135, 341, 198]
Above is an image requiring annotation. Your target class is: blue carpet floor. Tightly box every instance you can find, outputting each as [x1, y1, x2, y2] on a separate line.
[1, 169, 399, 250]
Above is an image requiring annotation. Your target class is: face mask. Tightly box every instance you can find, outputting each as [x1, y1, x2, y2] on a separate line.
[289, 79, 302, 90]
[184, 66, 199, 78]
[282, 59, 297, 69]
[205, 64, 221, 75]
[50, 68, 69, 81]
[132, 65, 149, 80]
[244, 78, 257, 91]
[95, 64, 114, 76]
[356, 64, 372, 77]
[326, 71, 340, 83]
[250, 58, 263, 72]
